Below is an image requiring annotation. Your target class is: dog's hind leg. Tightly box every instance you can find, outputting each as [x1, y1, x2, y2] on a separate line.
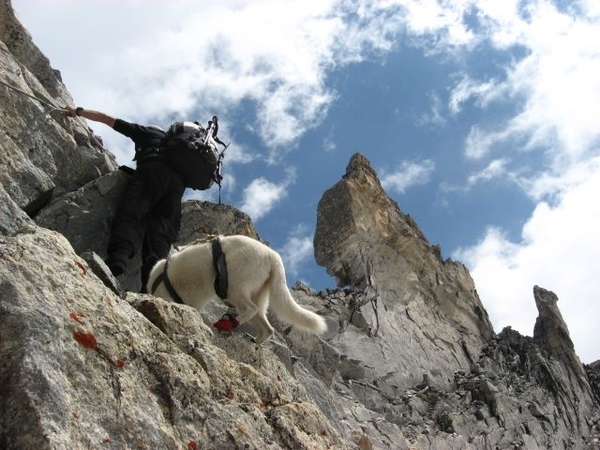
[249, 313, 274, 345]
[232, 273, 274, 344]
[234, 297, 259, 325]
[248, 274, 274, 344]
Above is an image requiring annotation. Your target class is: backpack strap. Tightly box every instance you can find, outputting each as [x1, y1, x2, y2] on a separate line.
[212, 237, 228, 300]
[150, 256, 185, 304]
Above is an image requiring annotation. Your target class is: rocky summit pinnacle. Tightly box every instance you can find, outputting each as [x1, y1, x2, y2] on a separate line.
[1, 0, 599, 448]
[316, 152, 440, 288]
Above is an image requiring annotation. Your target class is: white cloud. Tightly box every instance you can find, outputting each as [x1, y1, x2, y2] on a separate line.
[463, 126, 498, 160]
[399, 0, 477, 49]
[449, 76, 503, 115]
[452, 1, 600, 166]
[380, 159, 435, 194]
[506, 14, 600, 163]
[322, 128, 337, 152]
[417, 91, 446, 126]
[392, 1, 600, 365]
[440, 158, 515, 194]
[581, 0, 600, 18]
[12, 0, 410, 157]
[239, 169, 295, 221]
[278, 225, 315, 279]
[466, 158, 511, 186]
[454, 157, 600, 363]
[443, 3, 600, 363]
[16, 0, 600, 165]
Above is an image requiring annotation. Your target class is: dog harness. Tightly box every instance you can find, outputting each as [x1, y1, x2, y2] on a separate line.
[151, 256, 184, 303]
[212, 237, 228, 299]
[150, 236, 229, 302]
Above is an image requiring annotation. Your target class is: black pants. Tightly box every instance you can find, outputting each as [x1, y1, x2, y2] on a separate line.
[108, 159, 185, 291]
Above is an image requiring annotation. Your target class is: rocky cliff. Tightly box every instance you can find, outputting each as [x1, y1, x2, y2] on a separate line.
[1, 1, 599, 448]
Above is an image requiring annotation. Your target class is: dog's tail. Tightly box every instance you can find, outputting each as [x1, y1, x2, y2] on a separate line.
[267, 251, 327, 335]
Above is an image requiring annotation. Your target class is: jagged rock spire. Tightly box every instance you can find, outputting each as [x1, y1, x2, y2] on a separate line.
[1, 1, 599, 446]
[315, 152, 431, 288]
[314, 151, 495, 387]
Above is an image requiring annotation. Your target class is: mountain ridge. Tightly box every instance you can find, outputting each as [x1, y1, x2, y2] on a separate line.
[1, 0, 599, 448]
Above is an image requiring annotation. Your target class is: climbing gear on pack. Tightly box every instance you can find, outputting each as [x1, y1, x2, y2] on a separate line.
[161, 119, 229, 196]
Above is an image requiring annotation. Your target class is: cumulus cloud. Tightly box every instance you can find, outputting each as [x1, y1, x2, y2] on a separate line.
[239, 179, 286, 221]
[449, 77, 503, 115]
[239, 168, 296, 221]
[406, 0, 600, 362]
[14, 0, 411, 158]
[466, 158, 511, 187]
[399, 0, 477, 49]
[440, 158, 515, 194]
[451, 1, 600, 166]
[463, 126, 502, 160]
[417, 91, 446, 127]
[380, 159, 435, 194]
[278, 225, 315, 279]
[17, 0, 600, 167]
[454, 157, 600, 363]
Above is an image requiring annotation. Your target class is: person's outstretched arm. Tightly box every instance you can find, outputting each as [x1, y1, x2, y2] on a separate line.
[66, 106, 116, 128]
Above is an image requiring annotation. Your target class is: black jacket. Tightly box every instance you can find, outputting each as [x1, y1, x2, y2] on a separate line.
[113, 119, 166, 162]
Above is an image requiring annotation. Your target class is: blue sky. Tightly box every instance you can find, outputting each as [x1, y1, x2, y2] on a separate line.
[11, 0, 600, 363]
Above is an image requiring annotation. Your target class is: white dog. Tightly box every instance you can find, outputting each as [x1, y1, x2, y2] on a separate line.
[147, 235, 327, 344]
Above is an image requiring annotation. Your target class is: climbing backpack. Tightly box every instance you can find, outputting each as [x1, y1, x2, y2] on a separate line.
[161, 120, 224, 191]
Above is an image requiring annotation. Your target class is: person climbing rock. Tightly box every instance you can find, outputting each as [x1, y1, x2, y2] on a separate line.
[66, 106, 185, 292]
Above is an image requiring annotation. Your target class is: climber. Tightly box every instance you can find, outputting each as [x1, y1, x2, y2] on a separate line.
[65, 106, 185, 292]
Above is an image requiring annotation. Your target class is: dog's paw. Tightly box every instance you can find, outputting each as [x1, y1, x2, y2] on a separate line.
[253, 330, 274, 345]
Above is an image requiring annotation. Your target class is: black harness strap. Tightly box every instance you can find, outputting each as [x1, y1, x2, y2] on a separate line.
[150, 237, 228, 303]
[150, 257, 185, 304]
[212, 237, 228, 300]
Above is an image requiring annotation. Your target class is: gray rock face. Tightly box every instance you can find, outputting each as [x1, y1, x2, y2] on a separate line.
[0, 1, 599, 448]
[314, 153, 495, 390]
[0, 229, 347, 450]
[0, 182, 34, 236]
[178, 200, 260, 244]
[0, 0, 117, 217]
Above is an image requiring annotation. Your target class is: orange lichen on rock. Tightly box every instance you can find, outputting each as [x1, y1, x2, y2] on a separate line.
[73, 331, 97, 349]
